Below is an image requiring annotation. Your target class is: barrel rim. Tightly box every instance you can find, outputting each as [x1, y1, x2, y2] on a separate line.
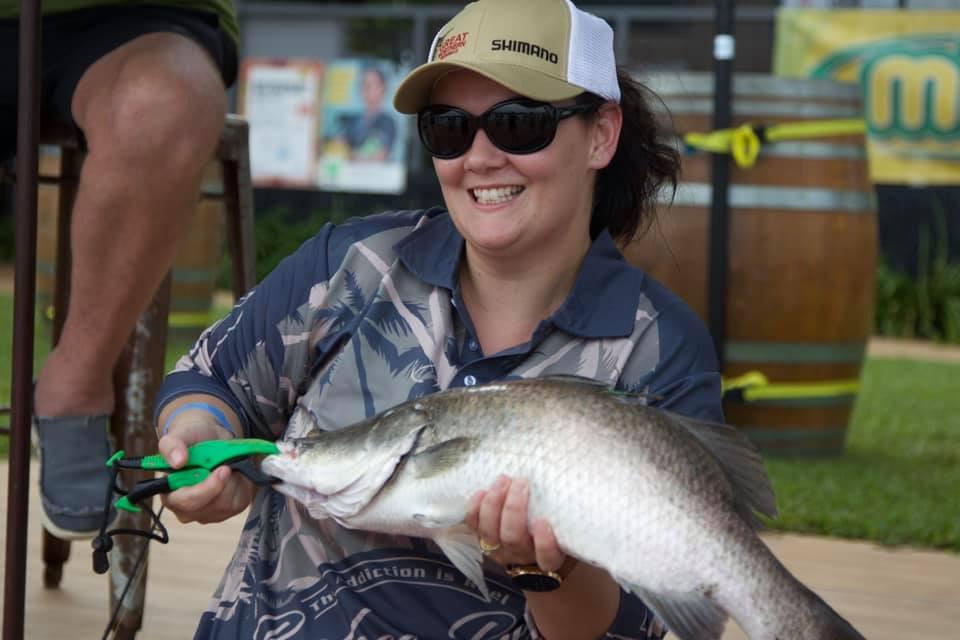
[631, 70, 862, 100]
[664, 183, 875, 213]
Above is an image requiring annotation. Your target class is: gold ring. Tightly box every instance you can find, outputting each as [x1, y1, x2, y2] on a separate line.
[479, 538, 501, 555]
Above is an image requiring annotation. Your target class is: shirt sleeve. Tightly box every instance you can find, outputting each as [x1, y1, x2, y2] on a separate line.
[631, 295, 724, 423]
[646, 300, 724, 423]
[154, 222, 336, 439]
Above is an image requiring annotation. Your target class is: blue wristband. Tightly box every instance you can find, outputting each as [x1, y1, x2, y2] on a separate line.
[161, 402, 235, 437]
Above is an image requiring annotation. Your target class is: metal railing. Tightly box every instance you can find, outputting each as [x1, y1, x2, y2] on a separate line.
[236, 2, 779, 69]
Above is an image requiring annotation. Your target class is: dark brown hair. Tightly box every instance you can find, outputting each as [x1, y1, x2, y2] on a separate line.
[583, 68, 680, 244]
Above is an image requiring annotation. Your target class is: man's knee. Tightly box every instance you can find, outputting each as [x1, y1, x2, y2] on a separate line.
[77, 34, 227, 170]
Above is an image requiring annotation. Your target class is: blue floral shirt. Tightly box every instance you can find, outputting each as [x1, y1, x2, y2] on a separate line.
[156, 208, 723, 639]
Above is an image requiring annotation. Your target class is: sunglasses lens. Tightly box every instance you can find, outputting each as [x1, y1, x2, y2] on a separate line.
[485, 102, 556, 154]
[419, 107, 474, 158]
[418, 101, 561, 158]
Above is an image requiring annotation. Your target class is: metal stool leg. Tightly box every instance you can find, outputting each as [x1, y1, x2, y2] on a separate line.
[107, 274, 172, 639]
[220, 115, 257, 295]
[4, 1, 41, 637]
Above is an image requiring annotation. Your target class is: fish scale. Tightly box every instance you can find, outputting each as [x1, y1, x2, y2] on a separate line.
[261, 375, 865, 640]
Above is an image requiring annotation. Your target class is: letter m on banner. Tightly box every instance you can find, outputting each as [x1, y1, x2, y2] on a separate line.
[863, 50, 960, 140]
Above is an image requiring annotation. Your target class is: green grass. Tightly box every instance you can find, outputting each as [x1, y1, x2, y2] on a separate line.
[764, 357, 960, 551]
[1, 293, 958, 551]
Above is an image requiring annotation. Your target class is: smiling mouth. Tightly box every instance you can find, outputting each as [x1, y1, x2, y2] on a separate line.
[470, 186, 525, 205]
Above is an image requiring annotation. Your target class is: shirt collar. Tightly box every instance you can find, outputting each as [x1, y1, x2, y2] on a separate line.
[396, 210, 643, 339]
[396, 208, 462, 290]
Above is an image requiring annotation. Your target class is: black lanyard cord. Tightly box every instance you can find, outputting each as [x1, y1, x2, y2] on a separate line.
[91, 467, 171, 639]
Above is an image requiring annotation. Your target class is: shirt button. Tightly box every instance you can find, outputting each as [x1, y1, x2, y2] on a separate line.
[464, 375, 477, 386]
[467, 339, 479, 352]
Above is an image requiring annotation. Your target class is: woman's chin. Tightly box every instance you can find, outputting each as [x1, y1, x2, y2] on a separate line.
[463, 230, 524, 256]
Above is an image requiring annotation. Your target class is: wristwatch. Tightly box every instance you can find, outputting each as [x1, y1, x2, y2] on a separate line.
[506, 558, 577, 592]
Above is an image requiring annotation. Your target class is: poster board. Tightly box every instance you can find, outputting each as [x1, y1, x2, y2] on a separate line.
[239, 58, 325, 188]
[240, 57, 410, 194]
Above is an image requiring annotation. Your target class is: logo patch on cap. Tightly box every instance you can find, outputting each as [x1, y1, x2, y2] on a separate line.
[490, 39, 559, 64]
[434, 31, 469, 60]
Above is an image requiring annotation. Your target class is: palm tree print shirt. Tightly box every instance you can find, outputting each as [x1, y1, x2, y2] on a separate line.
[156, 208, 723, 640]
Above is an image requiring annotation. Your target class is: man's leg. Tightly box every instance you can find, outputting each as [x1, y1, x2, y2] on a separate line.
[33, 31, 227, 538]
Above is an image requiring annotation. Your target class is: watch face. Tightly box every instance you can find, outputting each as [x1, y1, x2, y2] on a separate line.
[510, 571, 562, 592]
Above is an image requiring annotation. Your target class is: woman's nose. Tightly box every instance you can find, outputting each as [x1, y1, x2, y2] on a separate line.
[462, 128, 507, 172]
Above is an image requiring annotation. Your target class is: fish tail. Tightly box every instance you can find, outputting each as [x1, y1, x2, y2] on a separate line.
[741, 547, 865, 640]
[798, 581, 866, 640]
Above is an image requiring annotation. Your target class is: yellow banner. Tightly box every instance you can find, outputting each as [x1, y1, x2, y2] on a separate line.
[774, 10, 960, 186]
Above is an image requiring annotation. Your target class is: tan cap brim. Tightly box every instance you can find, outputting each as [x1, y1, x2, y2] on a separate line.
[393, 59, 584, 114]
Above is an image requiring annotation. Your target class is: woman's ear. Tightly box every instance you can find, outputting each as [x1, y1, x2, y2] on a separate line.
[588, 102, 622, 170]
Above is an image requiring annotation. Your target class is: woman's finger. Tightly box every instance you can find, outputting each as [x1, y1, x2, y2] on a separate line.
[161, 465, 231, 522]
[531, 517, 565, 572]
[157, 434, 189, 469]
[213, 467, 255, 520]
[499, 478, 535, 561]
[477, 475, 509, 545]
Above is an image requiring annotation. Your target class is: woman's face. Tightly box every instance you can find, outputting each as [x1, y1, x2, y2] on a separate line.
[429, 70, 620, 262]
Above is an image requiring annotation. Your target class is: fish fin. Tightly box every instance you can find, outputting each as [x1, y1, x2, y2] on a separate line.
[624, 583, 727, 640]
[408, 437, 477, 479]
[433, 525, 490, 601]
[670, 412, 778, 527]
[537, 373, 610, 387]
[536, 375, 664, 404]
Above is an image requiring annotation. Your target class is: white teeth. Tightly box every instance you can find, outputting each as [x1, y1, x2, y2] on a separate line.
[471, 186, 524, 205]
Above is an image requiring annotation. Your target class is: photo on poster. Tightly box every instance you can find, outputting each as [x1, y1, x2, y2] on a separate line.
[316, 58, 411, 194]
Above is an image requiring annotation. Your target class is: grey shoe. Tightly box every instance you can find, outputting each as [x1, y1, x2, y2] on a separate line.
[33, 414, 116, 541]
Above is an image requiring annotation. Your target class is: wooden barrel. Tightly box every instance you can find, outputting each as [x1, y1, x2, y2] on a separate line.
[37, 150, 225, 345]
[623, 72, 878, 457]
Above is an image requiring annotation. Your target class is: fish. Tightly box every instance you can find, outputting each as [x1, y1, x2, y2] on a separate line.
[261, 375, 865, 640]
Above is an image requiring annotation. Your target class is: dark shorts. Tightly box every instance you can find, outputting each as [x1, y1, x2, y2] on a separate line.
[0, 3, 238, 161]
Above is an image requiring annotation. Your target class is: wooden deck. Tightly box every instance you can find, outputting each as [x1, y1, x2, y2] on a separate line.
[2, 461, 959, 639]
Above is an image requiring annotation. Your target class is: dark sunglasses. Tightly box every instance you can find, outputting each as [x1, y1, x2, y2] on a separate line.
[417, 98, 600, 159]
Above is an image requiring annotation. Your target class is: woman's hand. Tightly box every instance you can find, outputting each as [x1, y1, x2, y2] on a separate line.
[464, 474, 567, 574]
[156, 399, 253, 524]
[466, 475, 621, 639]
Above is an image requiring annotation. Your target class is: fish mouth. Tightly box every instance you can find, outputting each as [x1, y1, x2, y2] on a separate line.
[260, 445, 300, 483]
[261, 451, 327, 500]
[277, 440, 299, 459]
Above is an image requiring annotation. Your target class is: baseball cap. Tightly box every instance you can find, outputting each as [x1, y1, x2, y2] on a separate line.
[393, 0, 620, 114]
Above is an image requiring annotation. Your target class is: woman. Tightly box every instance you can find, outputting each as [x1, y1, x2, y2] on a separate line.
[156, 0, 722, 637]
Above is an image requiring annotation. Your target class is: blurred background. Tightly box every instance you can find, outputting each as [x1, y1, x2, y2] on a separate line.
[0, 1, 958, 637]
[2, 0, 959, 541]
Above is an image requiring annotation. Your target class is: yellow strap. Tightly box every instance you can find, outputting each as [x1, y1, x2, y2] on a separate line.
[722, 370, 769, 393]
[731, 125, 761, 168]
[764, 119, 866, 142]
[683, 118, 867, 169]
[684, 130, 736, 154]
[684, 126, 762, 168]
[722, 370, 860, 401]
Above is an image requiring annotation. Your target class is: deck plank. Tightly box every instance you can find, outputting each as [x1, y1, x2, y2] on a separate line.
[2, 462, 959, 638]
